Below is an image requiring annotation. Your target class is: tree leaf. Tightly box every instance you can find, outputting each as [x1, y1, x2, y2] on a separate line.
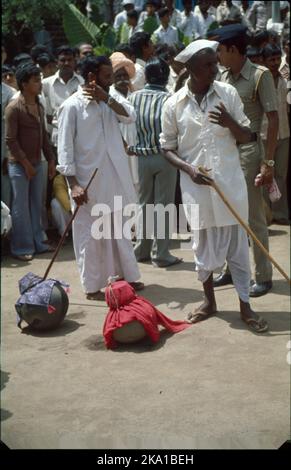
[63, 3, 100, 46]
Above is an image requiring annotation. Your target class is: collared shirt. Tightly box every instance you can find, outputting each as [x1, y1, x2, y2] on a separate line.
[193, 10, 216, 38]
[5, 94, 54, 164]
[261, 74, 290, 141]
[220, 58, 278, 133]
[129, 84, 170, 156]
[131, 59, 146, 91]
[246, 1, 272, 32]
[57, 86, 136, 209]
[179, 11, 200, 40]
[113, 10, 127, 31]
[42, 70, 84, 145]
[160, 80, 250, 229]
[169, 9, 183, 28]
[152, 25, 179, 47]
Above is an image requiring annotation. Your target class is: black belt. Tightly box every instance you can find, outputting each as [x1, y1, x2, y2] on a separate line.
[250, 132, 258, 142]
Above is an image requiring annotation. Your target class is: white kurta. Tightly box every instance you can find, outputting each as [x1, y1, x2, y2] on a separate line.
[57, 87, 140, 292]
[109, 85, 139, 187]
[160, 80, 250, 230]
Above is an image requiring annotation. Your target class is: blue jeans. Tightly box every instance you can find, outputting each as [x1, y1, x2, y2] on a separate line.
[8, 162, 48, 255]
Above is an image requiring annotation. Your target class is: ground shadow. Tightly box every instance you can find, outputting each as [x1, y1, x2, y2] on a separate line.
[1, 370, 13, 422]
[83, 330, 175, 353]
[268, 229, 288, 236]
[271, 279, 291, 296]
[20, 318, 84, 337]
[216, 310, 290, 336]
[139, 283, 201, 310]
[1, 409, 13, 422]
[1, 242, 76, 268]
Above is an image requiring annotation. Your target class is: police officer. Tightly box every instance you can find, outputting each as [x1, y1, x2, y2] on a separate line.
[209, 24, 279, 297]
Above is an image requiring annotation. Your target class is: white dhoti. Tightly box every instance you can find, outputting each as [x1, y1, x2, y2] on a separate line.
[73, 203, 140, 293]
[193, 225, 250, 302]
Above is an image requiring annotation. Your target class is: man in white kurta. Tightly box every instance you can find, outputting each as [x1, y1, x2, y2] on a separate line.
[57, 56, 142, 299]
[160, 40, 268, 333]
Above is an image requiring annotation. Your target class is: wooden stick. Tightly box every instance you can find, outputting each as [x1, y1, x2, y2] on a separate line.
[198, 166, 291, 285]
[42, 168, 98, 281]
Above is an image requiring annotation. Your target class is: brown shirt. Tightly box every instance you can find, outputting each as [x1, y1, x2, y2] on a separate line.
[5, 94, 55, 164]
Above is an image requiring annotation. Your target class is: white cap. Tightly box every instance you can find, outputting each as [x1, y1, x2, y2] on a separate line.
[175, 39, 219, 64]
[122, 0, 134, 5]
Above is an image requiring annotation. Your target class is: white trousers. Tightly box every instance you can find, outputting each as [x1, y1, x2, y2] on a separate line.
[193, 225, 251, 302]
[73, 204, 140, 293]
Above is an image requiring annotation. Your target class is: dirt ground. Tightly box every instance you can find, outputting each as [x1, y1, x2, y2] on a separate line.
[1, 225, 290, 449]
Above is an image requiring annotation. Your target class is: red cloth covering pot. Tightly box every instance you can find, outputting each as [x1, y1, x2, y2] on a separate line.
[103, 280, 191, 349]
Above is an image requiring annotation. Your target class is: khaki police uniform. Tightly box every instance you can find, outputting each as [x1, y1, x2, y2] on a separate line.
[220, 58, 278, 283]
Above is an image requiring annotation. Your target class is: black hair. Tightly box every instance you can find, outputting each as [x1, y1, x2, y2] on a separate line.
[13, 53, 33, 68]
[251, 30, 269, 48]
[145, 57, 170, 86]
[115, 44, 135, 57]
[56, 45, 76, 58]
[282, 35, 290, 47]
[36, 53, 56, 68]
[246, 45, 263, 58]
[15, 63, 41, 91]
[78, 55, 112, 82]
[129, 32, 151, 59]
[127, 9, 139, 21]
[220, 34, 248, 55]
[158, 7, 170, 19]
[30, 45, 49, 62]
[2, 64, 15, 76]
[262, 44, 282, 59]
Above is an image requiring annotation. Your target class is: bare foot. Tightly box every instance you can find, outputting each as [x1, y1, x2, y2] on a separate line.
[187, 300, 217, 324]
[240, 300, 268, 333]
[86, 291, 105, 301]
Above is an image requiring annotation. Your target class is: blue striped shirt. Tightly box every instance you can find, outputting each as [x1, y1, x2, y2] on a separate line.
[129, 84, 170, 156]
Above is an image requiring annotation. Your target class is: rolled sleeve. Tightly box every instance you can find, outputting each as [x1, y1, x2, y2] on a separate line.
[160, 100, 178, 150]
[56, 103, 76, 176]
[258, 69, 278, 113]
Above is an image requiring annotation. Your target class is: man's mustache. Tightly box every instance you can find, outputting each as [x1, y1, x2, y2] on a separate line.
[115, 80, 130, 86]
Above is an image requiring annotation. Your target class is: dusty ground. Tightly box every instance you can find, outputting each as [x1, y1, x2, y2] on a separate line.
[1, 225, 290, 449]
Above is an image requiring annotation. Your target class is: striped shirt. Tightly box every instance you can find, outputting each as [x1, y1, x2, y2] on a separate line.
[129, 84, 170, 156]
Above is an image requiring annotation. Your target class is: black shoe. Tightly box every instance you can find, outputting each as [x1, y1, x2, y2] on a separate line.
[249, 281, 272, 297]
[213, 272, 233, 287]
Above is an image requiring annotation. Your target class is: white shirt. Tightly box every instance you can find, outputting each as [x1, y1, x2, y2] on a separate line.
[113, 10, 127, 31]
[193, 10, 216, 38]
[169, 9, 183, 28]
[57, 86, 136, 210]
[160, 80, 250, 229]
[131, 59, 145, 91]
[152, 25, 179, 47]
[42, 70, 84, 145]
[179, 12, 200, 40]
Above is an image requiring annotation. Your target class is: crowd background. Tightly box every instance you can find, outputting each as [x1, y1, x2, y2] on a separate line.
[1, 1, 290, 260]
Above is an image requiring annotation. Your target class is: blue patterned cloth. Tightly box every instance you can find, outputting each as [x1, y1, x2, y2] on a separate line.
[16, 272, 69, 308]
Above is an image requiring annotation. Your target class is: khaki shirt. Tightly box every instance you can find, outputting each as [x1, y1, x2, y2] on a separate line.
[220, 58, 278, 133]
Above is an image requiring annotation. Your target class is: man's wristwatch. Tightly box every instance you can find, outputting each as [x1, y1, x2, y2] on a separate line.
[106, 95, 114, 106]
[262, 159, 275, 167]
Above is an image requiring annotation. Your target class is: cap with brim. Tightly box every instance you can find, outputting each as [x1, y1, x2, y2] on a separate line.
[207, 24, 247, 42]
[175, 39, 219, 64]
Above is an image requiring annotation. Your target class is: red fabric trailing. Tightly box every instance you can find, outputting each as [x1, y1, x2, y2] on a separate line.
[103, 280, 191, 349]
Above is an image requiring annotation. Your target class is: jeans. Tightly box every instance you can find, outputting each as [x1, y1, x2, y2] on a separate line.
[8, 162, 48, 256]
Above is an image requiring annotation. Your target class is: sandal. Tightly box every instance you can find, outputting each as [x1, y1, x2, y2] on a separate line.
[241, 316, 269, 333]
[129, 281, 145, 291]
[152, 257, 183, 268]
[187, 309, 216, 324]
[86, 291, 105, 301]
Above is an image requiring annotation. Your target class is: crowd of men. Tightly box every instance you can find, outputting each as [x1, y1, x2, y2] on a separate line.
[1, 0, 290, 333]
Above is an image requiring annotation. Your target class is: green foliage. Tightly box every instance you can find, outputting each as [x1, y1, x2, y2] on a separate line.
[2, 0, 67, 36]
[142, 16, 159, 35]
[63, 2, 100, 46]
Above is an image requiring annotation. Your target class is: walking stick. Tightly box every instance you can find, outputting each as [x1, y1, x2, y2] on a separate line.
[198, 166, 291, 285]
[42, 168, 98, 281]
